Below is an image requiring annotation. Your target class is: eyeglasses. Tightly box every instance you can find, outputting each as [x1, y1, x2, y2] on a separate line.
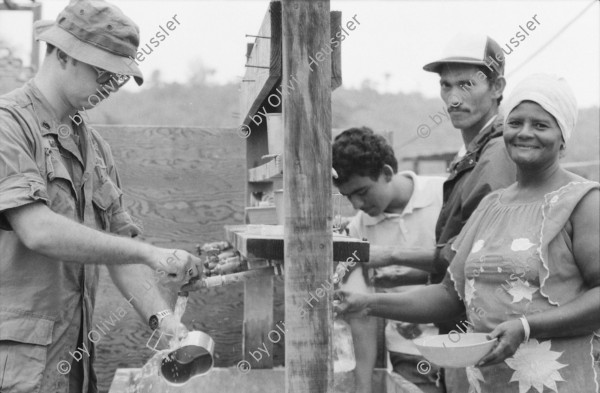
[92, 65, 130, 88]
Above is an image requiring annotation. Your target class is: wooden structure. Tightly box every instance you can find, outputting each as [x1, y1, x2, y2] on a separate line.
[281, 2, 334, 391]
[237, 1, 359, 391]
[225, 226, 368, 262]
[109, 368, 425, 393]
[100, 2, 425, 392]
[218, 2, 421, 392]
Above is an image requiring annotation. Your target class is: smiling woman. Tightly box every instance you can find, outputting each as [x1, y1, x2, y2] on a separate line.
[335, 74, 600, 393]
[502, 74, 576, 176]
[504, 101, 564, 168]
[443, 74, 600, 392]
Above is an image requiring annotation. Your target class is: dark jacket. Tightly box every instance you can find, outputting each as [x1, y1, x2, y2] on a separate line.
[432, 116, 517, 333]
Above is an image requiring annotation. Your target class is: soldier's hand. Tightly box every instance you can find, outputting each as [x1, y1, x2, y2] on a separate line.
[151, 249, 204, 288]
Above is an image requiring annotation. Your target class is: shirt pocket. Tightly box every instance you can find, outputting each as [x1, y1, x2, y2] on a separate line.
[0, 310, 54, 393]
[92, 164, 123, 231]
[44, 145, 77, 216]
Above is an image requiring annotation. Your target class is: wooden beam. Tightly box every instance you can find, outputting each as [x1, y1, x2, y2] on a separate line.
[240, 1, 282, 129]
[240, 2, 343, 130]
[0, 2, 41, 11]
[282, 1, 333, 392]
[224, 225, 369, 261]
[31, 2, 42, 71]
[243, 276, 274, 369]
[108, 368, 421, 393]
[330, 11, 342, 90]
[240, 4, 281, 367]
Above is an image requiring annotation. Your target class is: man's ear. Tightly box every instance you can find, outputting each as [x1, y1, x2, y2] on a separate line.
[56, 49, 69, 69]
[492, 76, 506, 100]
[382, 165, 394, 182]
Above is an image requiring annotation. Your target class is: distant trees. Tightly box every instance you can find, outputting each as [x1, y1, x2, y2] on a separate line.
[57, 63, 599, 167]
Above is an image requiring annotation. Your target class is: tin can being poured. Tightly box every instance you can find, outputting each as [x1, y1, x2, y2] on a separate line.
[145, 291, 216, 386]
[160, 330, 215, 385]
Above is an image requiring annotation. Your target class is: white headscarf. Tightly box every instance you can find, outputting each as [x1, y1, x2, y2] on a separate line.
[503, 74, 578, 143]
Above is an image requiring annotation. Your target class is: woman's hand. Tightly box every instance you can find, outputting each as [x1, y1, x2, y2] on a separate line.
[477, 319, 525, 367]
[333, 290, 370, 317]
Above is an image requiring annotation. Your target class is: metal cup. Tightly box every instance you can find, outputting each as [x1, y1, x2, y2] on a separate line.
[160, 330, 215, 385]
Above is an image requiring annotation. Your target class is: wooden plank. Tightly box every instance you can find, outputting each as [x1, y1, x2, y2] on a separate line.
[248, 155, 283, 182]
[240, 1, 282, 129]
[243, 276, 274, 369]
[0, 2, 42, 11]
[240, 4, 282, 364]
[93, 126, 246, 249]
[240, 2, 342, 129]
[246, 206, 278, 224]
[330, 11, 342, 90]
[282, 1, 333, 392]
[224, 225, 369, 262]
[31, 3, 42, 71]
[109, 367, 415, 393]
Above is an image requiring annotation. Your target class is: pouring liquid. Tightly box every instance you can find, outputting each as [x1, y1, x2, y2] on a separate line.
[135, 293, 214, 390]
[169, 294, 189, 349]
[159, 294, 214, 385]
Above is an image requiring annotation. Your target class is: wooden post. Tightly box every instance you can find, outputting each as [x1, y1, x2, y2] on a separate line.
[243, 276, 274, 369]
[31, 3, 42, 71]
[282, 1, 333, 392]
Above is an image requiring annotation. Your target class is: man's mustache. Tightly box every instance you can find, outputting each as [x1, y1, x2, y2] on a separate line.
[448, 106, 469, 113]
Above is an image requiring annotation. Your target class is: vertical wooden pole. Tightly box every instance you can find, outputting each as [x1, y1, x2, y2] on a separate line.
[243, 277, 274, 368]
[31, 3, 42, 71]
[282, 1, 333, 392]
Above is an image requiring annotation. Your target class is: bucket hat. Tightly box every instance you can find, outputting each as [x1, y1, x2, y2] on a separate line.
[34, 0, 143, 85]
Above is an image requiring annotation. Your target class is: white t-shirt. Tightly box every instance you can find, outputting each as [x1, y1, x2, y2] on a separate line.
[345, 171, 445, 355]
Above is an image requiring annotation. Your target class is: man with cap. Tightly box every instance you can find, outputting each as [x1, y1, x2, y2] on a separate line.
[0, 1, 202, 392]
[354, 34, 517, 392]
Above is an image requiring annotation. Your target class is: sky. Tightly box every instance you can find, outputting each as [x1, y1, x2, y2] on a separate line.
[1, 0, 599, 108]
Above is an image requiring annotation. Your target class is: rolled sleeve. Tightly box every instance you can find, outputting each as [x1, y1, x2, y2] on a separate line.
[0, 116, 49, 230]
[0, 174, 48, 210]
[109, 207, 142, 237]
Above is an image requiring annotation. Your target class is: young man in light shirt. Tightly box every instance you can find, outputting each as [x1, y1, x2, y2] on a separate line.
[333, 127, 445, 393]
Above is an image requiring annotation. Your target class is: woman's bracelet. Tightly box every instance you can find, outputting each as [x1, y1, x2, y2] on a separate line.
[519, 316, 531, 343]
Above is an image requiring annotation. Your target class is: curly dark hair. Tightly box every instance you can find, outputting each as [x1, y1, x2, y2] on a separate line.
[332, 127, 398, 186]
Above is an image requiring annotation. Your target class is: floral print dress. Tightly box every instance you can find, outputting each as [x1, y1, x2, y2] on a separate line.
[446, 181, 600, 393]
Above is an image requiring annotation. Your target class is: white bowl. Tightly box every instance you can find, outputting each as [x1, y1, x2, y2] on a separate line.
[413, 333, 496, 368]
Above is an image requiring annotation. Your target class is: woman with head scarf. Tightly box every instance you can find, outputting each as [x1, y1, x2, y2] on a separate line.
[335, 74, 600, 392]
